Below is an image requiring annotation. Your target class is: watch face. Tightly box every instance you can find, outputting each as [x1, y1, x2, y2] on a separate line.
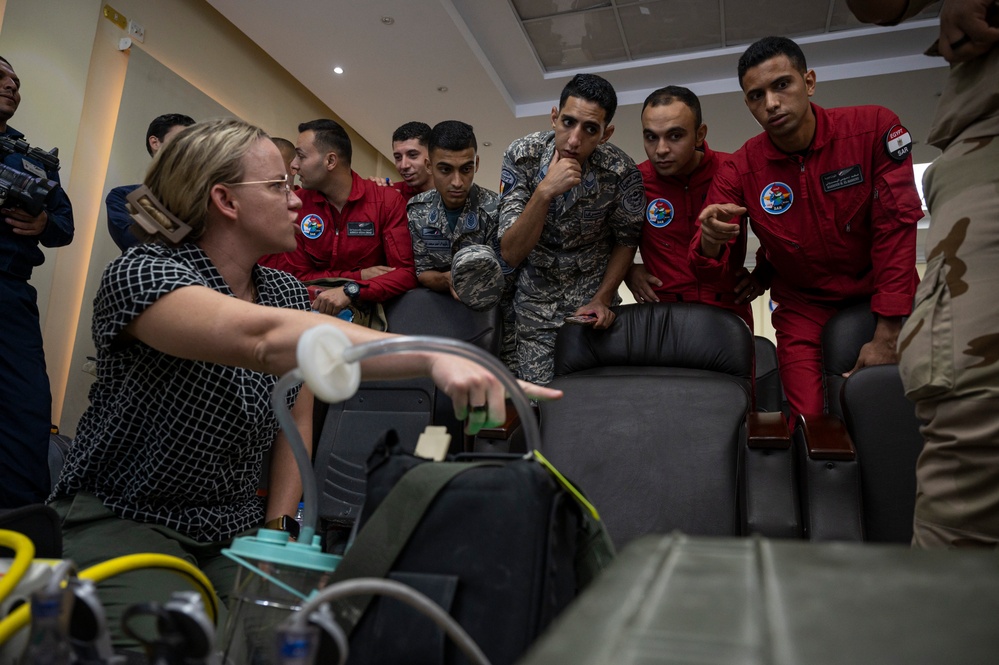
[344, 282, 360, 299]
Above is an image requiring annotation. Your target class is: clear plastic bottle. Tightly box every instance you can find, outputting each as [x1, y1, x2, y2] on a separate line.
[20, 589, 73, 665]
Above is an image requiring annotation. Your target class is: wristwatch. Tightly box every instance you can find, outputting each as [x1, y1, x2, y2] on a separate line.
[342, 281, 361, 301]
[262, 515, 300, 540]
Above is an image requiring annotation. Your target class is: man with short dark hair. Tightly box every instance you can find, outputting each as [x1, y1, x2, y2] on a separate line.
[390, 121, 433, 201]
[627, 85, 755, 330]
[692, 36, 922, 419]
[499, 73, 644, 384]
[260, 119, 417, 316]
[408, 120, 517, 367]
[106, 112, 195, 251]
[0, 55, 74, 508]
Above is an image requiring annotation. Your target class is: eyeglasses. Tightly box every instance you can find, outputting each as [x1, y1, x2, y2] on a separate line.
[224, 175, 293, 195]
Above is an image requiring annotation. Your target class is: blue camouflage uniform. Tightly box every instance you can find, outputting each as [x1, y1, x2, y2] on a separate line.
[408, 183, 518, 368]
[498, 131, 644, 384]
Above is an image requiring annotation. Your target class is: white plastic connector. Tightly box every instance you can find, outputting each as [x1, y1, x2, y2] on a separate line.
[296, 325, 361, 403]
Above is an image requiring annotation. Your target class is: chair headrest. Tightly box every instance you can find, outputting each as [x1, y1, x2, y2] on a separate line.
[554, 303, 753, 381]
[382, 288, 501, 353]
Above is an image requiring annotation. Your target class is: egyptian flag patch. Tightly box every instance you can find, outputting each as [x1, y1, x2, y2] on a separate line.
[884, 124, 912, 162]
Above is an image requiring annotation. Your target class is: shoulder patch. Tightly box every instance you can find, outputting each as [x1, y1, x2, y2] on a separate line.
[301, 213, 325, 239]
[620, 169, 645, 216]
[884, 124, 912, 162]
[499, 167, 516, 198]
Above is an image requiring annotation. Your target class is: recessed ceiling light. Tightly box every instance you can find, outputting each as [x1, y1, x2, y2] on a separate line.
[482, 142, 492, 147]
[333, 66, 344, 74]
[437, 86, 448, 93]
[381, 16, 394, 25]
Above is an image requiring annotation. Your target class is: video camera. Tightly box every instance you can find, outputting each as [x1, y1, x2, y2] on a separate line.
[0, 134, 60, 217]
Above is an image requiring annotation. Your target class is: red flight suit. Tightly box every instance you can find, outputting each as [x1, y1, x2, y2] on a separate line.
[638, 142, 753, 330]
[691, 104, 921, 416]
[391, 180, 422, 202]
[261, 171, 417, 302]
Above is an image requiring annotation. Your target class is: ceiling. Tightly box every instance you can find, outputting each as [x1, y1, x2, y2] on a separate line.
[206, 0, 949, 197]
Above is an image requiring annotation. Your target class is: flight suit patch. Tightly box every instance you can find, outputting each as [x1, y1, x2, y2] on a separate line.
[646, 198, 674, 228]
[301, 214, 324, 239]
[760, 182, 793, 215]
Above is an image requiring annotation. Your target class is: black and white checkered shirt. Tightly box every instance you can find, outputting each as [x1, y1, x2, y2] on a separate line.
[52, 243, 310, 542]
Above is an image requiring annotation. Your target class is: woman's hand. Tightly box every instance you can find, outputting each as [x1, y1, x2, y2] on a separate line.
[427, 355, 563, 433]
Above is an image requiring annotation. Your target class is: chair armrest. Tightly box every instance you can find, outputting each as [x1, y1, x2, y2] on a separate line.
[747, 411, 791, 450]
[742, 411, 799, 538]
[797, 414, 856, 461]
[467, 400, 537, 454]
[472, 398, 522, 441]
[794, 414, 863, 541]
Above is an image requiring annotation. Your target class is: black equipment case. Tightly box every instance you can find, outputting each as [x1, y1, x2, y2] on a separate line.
[327, 433, 613, 665]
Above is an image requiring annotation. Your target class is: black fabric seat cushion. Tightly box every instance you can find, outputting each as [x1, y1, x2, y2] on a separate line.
[541, 367, 749, 548]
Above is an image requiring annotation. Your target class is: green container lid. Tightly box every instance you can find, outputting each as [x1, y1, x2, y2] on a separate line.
[224, 528, 340, 572]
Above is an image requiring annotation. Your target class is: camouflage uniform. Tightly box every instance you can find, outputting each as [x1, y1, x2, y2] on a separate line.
[408, 184, 518, 368]
[893, 17, 999, 547]
[498, 131, 644, 384]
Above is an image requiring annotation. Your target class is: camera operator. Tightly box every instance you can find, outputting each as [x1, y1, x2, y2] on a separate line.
[0, 55, 74, 508]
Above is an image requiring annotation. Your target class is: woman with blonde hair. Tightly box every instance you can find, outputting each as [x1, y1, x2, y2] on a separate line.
[48, 118, 559, 647]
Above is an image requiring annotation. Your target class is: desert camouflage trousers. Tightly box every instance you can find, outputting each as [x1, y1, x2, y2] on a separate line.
[897, 132, 999, 548]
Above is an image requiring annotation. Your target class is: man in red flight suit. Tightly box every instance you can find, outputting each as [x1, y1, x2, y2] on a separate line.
[626, 85, 756, 330]
[261, 119, 417, 316]
[390, 121, 434, 202]
[692, 36, 922, 418]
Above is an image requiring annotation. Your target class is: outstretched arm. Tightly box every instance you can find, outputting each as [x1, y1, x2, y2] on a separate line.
[125, 285, 561, 431]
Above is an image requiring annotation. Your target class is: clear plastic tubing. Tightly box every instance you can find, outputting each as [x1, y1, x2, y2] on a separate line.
[272, 335, 541, 547]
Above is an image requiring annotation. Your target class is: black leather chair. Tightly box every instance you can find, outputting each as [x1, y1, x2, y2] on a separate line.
[312, 288, 502, 526]
[795, 363, 924, 543]
[539, 303, 798, 548]
[753, 335, 786, 416]
[821, 302, 876, 418]
[842, 364, 923, 542]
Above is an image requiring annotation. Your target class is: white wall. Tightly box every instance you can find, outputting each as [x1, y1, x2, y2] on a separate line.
[0, 0, 394, 434]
